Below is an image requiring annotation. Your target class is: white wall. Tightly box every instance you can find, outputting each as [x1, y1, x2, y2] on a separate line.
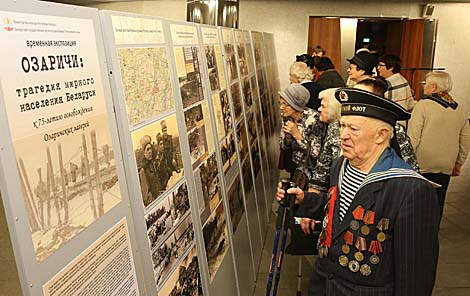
[239, 0, 422, 91]
[433, 3, 470, 115]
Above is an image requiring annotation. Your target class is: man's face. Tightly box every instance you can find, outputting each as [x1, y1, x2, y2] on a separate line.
[340, 115, 378, 164]
[280, 98, 295, 118]
[144, 144, 153, 160]
[347, 63, 365, 82]
[377, 62, 393, 78]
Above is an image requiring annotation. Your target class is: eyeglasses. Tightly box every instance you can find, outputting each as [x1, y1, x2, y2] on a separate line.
[420, 80, 427, 85]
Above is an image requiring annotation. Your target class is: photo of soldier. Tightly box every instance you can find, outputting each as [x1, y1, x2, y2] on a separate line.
[242, 76, 253, 109]
[230, 82, 243, 121]
[131, 115, 184, 208]
[236, 121, 249, 162]
[205, 45, 220, 91]
[178, 46, 204, 109]
[224, 44, 238, 82]
[187, 126, 208, 169]
[158, 246, 202, 296]
[237, 44, 248, 76]
[227, 176, 245, 234]
[202, 201, 229, 281]
[220, 133, 237, 173]
[219, 90, 233, 135]
[146, 196, 174, 248]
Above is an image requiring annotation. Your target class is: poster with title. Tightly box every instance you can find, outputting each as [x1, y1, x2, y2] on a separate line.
[0, 11, 123, 263]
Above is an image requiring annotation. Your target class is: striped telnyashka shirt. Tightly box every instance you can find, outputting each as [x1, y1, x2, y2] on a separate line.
[339, 163, 367, 221]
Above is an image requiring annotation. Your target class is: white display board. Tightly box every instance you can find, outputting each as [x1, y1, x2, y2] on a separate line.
[0, 1, 144, 295]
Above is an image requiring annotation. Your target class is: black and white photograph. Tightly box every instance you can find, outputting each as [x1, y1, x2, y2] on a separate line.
[205, 45, 220, 92]
[172, 182, 191, 224]
[220, 132, 237, 173]
[196, 153, 221, 223]
[176, 46, 205, 108]
[203, 201, 230, 282]
[184, 103, 204, 132]
[242, 157, 254, 196]
[250, 142, 262, 178]
[220, 90, 233, 136]
[188, 125, 209, 169]
[242, 76, 253, 109]
[236, 121, 249, 162]
[246, 111, 258, 145]
[14, 115, 122, 263]
[224, 43, 238, 82]
[146, 195, 174, 249]
[231, 82, 243, 122]
[227, 176, 245, 234]
[131, 114, 184, 208]
[237, 44, 248, 76]
[151, 214, 194, 287]
[250, 75, 258, 99]
[158, 246, 203, 296]
[257, 68, 266, 97]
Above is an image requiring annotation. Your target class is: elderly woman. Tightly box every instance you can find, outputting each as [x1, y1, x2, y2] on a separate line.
[408, 71, 470, 221]
[279, 83, 324, 190]
[289, 61, 320, 110]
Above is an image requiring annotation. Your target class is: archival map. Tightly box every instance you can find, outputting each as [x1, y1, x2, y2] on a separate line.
[118, 47, 174, 127]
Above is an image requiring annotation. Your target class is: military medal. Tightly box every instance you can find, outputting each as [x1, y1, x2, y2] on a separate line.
[361, 210, 375, 235]
[348, 260, 360, 272]
[368, 240, 383, 265]
[352, 205, 365, 221]
[349, 220, 359, 231]
[360, 264, 372, 276]
[354, 237, 367, 262]
[339, 255, 349, 267]
[376, 218, 390, 242]
[342, 231, 354, 254]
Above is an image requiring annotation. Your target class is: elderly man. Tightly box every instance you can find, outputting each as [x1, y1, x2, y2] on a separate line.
[346, 51, 377, 87]
[278, 88, 439, 295]
[377, 54, 415, 112]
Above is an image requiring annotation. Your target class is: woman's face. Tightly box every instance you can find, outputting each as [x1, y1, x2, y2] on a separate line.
[144, 143, 153, 160]
[280, 98, 295, 118]
[319, 99, 330, 122]
[157, 140, 164, 153]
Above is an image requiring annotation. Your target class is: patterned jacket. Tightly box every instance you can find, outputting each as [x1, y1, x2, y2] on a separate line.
[310, 121, 342, 192]
[394, 123, 419, 172]
[385, 73, 415, 112]
[279, 108, 325, 186]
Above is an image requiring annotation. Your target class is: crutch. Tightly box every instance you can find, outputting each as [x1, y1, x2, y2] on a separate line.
[266, 179, 295, 296]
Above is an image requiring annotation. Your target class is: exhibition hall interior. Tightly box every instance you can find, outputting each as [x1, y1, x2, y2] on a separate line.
[1, 0, 469, 295]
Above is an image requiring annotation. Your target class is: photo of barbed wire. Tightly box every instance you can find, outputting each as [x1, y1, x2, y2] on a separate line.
[14, 115, 122, 263]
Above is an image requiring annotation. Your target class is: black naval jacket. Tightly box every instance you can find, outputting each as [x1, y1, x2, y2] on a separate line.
[297, 148, 439, 296]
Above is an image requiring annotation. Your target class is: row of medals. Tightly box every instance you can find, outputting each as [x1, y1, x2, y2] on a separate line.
[338, 212, 389, 277]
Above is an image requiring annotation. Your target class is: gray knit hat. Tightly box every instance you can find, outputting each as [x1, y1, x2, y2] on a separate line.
[279, 84, 310, 112]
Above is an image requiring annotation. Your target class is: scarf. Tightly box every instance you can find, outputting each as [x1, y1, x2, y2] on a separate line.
[424, 92, 458, 110]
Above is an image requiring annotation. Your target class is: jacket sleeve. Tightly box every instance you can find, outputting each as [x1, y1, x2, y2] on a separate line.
[457, 115, 470, 165]
[407, 101, 425, 151]
[394, 179, 439, 296]
[295, 191, 326, 220]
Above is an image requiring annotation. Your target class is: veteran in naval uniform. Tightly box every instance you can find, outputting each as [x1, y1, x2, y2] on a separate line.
[277, 88, 439, 296]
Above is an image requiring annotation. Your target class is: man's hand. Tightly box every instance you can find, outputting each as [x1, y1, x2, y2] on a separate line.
[300, 218, 318, 235]
[276, 182, 305, 204]
[283, 120, 302, 141]
[452, 162, 462, 176]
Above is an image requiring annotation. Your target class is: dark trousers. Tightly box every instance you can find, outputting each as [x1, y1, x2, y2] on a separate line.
[422, 173, 451, 222]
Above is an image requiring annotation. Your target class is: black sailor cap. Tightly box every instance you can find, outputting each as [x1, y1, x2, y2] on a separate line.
[334, 87, 411, 126]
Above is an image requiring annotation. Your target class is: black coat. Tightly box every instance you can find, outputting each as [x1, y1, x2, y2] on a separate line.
[298, 153, 439, 296]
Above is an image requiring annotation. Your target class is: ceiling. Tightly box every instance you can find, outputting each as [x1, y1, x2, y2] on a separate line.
[40, 0, 470, 7]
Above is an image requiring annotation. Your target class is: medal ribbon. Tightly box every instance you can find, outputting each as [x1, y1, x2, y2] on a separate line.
[343, 230, 354, 245]
[324, 186, 337, 247]
[368, 240, 383, 254]
[377, 218, 390, 231]
[363, 210, 375, 225]
[355, 237, 367, 251]
[352, 205, 365, 220]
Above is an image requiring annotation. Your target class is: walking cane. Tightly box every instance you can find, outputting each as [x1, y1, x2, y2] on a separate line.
[266, 179, 296, 296]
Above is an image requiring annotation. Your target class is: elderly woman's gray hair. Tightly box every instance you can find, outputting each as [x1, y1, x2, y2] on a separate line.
[318, 88, 341, 122]
[424, 71, 452, 93]
[290, 61, 313, 82]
